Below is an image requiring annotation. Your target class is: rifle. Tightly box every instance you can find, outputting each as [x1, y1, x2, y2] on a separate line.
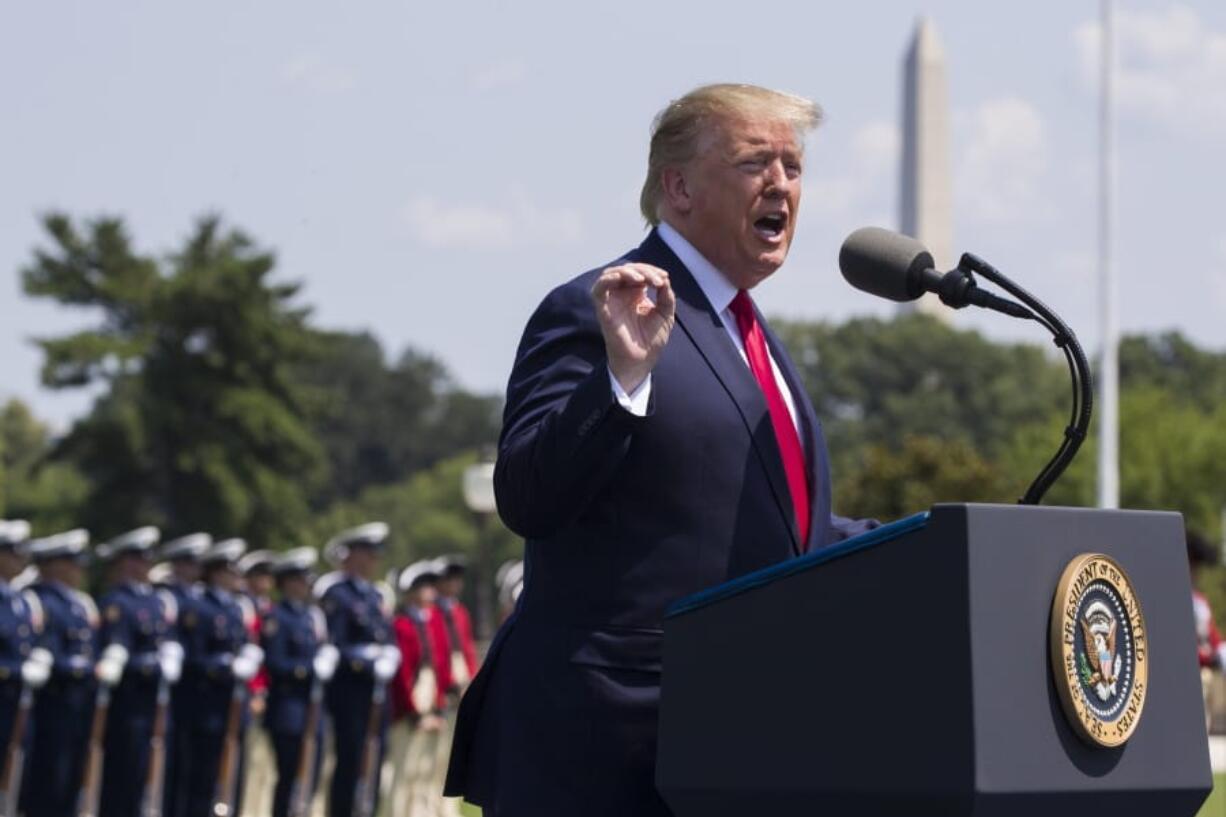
[0, 685, 34, 817]
[77, 685, 112, 817]
[351, 680, 388, 817]
[139, 679, 171, 817]
[211, 683, 246, 817]
[286, 679, 324, 817]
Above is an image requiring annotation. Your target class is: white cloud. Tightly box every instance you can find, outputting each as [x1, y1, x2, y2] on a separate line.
[1074, 4, 1226, 137]
[807, 120, 898, 220]
[956, 97, 1048, 225]
[469, 59, 529, 93]
[402, 192, 584, 250]
[279, 55, 356, 93]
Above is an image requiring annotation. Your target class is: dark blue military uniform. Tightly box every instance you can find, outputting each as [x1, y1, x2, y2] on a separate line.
[180, 586, 251, 817]
[25, 581, 97, 817]
[97, 582, 175, 817]
[322, 576, 392, 817]
[0, 581, 38, 766]
[262, 599, 327, 817]
[162, 577, 202, 817]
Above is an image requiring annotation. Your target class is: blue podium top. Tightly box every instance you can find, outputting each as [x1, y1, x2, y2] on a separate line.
[665, 511, 930, 618]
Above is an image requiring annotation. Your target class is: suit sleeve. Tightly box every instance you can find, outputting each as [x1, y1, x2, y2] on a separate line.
[495, 279, 652, 539]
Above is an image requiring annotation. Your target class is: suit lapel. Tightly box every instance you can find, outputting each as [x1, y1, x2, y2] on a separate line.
[632, 230, 801, 553]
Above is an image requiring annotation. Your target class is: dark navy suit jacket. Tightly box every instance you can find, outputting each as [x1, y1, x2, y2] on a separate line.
[446, 229, 873, 816]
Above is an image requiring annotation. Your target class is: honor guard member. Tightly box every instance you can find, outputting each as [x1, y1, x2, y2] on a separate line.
[95, 527, 184, 817]
[319, 523, 400, 817]
[261, 548, 338, 817]
[156, 532, 210, 817]
[389, 560, 452, 817]
[434, 555, 478, 694]
[237, 550, 275, 816]
[0, 520, 52, 815]
[23, 529, 98, 817]
[180, 538, 263, 817]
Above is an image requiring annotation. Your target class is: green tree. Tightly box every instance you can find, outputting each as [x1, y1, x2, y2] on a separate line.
[301, 333, 501, 505]
[775, 313, 1068, 480]
[22, 214, 325, 546]
[0, 399, 90, 532]
[835, 435, 1010, 521]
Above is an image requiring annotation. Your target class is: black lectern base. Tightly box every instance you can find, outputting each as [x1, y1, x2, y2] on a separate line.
[657, 504, 1212, 816]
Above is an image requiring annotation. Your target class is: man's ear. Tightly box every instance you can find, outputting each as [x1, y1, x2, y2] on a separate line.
[660, 167, 692, 215]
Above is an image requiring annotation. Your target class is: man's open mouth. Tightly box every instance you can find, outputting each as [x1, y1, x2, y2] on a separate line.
[753, 213, 787, 241]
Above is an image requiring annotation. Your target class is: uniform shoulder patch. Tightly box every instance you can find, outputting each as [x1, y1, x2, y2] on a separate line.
[183, 610, 198, 629]
[262, 616, 279, 637]
[105, 605, 122, 623]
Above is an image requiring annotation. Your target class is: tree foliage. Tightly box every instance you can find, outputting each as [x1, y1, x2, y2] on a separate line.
[23, 214, 325, 545]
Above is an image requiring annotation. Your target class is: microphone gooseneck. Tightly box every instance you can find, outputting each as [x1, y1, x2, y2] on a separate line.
[837, 227, 1093, 505]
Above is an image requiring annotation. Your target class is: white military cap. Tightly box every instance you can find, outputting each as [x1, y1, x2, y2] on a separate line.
[323, 522, 389, 565]
[160, 533, 213, 562]
[27, 528, 90, 563]
[272, 547, 318, 577]
[397, 559, 443, 593]
[202, 537, 247, 566]
[237, 549, 276, 576]
[98, 526, 161, 561]
[436, 553, 469, 577]
[0, 519, 32, 551]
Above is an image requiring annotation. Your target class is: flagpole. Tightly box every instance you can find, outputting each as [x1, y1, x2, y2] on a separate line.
[1097, 0, 1119, 509]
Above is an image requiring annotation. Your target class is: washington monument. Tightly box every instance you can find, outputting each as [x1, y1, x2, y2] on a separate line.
[900, 17, 953, 317]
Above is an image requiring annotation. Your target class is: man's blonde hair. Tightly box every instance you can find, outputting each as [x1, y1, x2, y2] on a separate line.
[639, 83, 823, 225]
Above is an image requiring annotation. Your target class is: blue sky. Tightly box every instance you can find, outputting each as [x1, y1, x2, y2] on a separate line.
[3, 1, 1225, 429]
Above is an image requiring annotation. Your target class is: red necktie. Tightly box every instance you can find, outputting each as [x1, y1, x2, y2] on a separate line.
[729, 290, 811, 547]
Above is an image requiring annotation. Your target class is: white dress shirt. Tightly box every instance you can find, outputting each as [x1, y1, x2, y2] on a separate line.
[609, 222, 802, 434]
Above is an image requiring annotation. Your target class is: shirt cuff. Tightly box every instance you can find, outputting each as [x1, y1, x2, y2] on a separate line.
[609, 368, 652, 417]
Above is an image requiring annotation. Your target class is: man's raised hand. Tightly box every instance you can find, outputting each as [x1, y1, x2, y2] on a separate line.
[590, 263, 676, 394]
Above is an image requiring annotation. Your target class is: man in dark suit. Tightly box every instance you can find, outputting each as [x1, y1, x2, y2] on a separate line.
[445, 83, 875, 816]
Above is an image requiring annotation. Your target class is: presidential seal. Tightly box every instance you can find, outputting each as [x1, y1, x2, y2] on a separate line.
[1050, 553, 1148, 748]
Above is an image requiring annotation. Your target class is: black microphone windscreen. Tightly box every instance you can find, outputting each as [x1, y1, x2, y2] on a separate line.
[839, 226, 935, 302]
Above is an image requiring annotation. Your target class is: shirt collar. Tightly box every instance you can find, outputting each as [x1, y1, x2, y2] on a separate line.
[657, 221, 739, 315]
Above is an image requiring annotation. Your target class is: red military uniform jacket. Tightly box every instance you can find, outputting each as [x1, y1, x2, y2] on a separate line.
[391, 604, 452, 719]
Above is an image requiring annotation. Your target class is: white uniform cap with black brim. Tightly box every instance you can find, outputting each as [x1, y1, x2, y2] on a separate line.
[238, 549, 277, 576]
[27, 528, 91, 564]
[201, 537, 247, 567]
[0, 520, 32, 553]
[323, 522, 389, 566]
[397, 559, 443, 593]
[159, 533, 213, 562]
[98, 526, 161, 562]
[272, 547, 318, 577]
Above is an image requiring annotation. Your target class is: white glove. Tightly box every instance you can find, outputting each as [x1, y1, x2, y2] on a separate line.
[232, 643, 264, 682]
[353, 643, 381, 662]
[96, 644, 130, 687]
[312, 644, 340, 682]
[21, 647, 54, 689]
[373, 644, 401, 683]
[158, 641, 185, 684]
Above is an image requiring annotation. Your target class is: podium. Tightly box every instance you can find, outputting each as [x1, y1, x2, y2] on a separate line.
[656, 504, 1213, 816]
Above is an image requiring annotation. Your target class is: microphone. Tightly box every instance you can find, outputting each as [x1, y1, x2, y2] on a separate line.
[836, 226, 1095, 507]
[838, 227, 1031, 319]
